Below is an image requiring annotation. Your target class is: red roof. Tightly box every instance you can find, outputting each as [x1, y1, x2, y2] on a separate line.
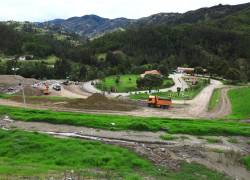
[143, 70, 161, 75]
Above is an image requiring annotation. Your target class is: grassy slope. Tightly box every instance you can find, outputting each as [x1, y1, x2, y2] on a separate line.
[242, 155, 250, 171]
[97, 74, 139, 92]
[228, 87, 250, 119]
[96, 74, 174, 93]
[208, 88, 221, 111]
[0, 130, 229, 179]
[1, 106, 250, 136]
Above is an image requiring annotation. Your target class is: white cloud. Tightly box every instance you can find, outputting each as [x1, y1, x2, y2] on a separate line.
[0, 0, 249, 21]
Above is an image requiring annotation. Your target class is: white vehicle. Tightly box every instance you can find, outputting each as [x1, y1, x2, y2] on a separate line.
[53, 84, 61, 91]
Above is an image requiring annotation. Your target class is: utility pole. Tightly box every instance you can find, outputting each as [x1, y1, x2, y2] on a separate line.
[12, 66, 26, 108]
[19, 81, 27, 108]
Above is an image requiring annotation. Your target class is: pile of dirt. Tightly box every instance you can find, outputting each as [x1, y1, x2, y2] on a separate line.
[0, 75, 37, 85]
[86, 93, 110, 103]
[64, 93, 138, 111]
[15, 86, 43, 96]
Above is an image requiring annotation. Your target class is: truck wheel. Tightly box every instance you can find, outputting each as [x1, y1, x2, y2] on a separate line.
[148, 103, 151, 107]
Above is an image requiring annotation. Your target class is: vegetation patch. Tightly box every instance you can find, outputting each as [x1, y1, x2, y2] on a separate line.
[0, 129, 161, 177]
[242, 155, 250, 171]
[228, 87, 250, 119]
[160, 134, 178, 141]
[227, 137, 238, 144]
[205, 137, 223, 144]
[1, 105, 250, 136]
[130, 79, 208, 100]
[208, 88, 221, 111]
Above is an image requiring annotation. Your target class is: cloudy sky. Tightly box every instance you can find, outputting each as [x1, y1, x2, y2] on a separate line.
[0, 0, 249, 22]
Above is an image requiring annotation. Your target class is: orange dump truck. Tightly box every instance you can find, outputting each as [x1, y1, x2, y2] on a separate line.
[147, 95, 172, 109]
[43, 84, 50, 95]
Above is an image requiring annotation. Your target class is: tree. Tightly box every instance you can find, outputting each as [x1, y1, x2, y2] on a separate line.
[136, 74, 163, 90]
[225, 68, 241, 81]
[158, 64, 169, 76]
[54, 59, 71, 79]
[0, 61, 6, 74]
[194, 66, 204, 74]
[115, 76, 120, 84]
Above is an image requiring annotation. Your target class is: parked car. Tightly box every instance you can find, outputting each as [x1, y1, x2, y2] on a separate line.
[62, 80, 69, 85]
[53, 84, 61, 91]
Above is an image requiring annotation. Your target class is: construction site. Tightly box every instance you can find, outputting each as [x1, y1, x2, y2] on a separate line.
[0, 73, 250, 180]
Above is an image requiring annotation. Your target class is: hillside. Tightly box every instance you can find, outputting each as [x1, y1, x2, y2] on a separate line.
[1, 2, 250, 82]
[36, 3, 250, 38]
[37, 15, 135, 38]
[87, 3, 250, 82]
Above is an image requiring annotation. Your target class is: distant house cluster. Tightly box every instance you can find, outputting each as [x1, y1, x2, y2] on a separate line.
[140, 70, 161, 78]
[18, 55, 34, 61]
[176, 67, 195, 74]
[177, 67, 207, 74]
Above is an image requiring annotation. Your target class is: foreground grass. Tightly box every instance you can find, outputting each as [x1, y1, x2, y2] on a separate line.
[208, 88, 221, 111]
[160, 134, 178, 141]
[242, 155, 250, 171]
[0, 130, 229, 179]
[228, 87, 250, 119]
[96, 74, 174, 93]
[1, 106, 250, 136]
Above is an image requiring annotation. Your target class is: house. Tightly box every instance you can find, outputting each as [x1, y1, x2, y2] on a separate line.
[140, 70, 161, 78]
[177, 67, 195, 74]
[18, 55, 34, 61]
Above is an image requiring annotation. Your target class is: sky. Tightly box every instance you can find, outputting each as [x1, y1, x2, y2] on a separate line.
[0, 0, 249, 22]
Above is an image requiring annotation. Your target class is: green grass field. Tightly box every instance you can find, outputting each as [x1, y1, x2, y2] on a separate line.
[208, 88, 221, 111]
[1, 105, 250, 136]
[228, 87, 250, 119]
[130, 79, 208, 100]
[0, 54, 58, 65]
[0, 129, 229, 179]
[96, 74, 174, 93]
[242, 155, 250, 171]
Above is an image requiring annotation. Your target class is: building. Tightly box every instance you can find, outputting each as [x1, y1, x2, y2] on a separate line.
[177, 67, 195, 74]
[140, 70, 161, 78]
[18, 55, 34, 61]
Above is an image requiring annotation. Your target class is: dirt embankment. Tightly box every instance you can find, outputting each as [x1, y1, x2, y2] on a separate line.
[0, 75, 37, 85]
[5, 93, 138, 112]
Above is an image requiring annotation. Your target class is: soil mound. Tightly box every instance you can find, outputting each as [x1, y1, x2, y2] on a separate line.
[86, 93, 109, 103]
[0, 75, 37, 85]
[65, 93, 138, 111]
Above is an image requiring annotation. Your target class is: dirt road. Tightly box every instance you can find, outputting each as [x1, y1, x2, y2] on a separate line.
[205, 88, 232, 119]
[1, 118, 249, 180]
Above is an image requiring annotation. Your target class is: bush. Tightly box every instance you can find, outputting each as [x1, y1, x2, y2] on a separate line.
[128, 122, 151, 131]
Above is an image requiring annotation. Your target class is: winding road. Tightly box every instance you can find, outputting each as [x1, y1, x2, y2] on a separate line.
[82, 73, 189, 97]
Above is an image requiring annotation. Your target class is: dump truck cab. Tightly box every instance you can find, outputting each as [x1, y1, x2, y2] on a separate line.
[148, 95, 172, 109]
